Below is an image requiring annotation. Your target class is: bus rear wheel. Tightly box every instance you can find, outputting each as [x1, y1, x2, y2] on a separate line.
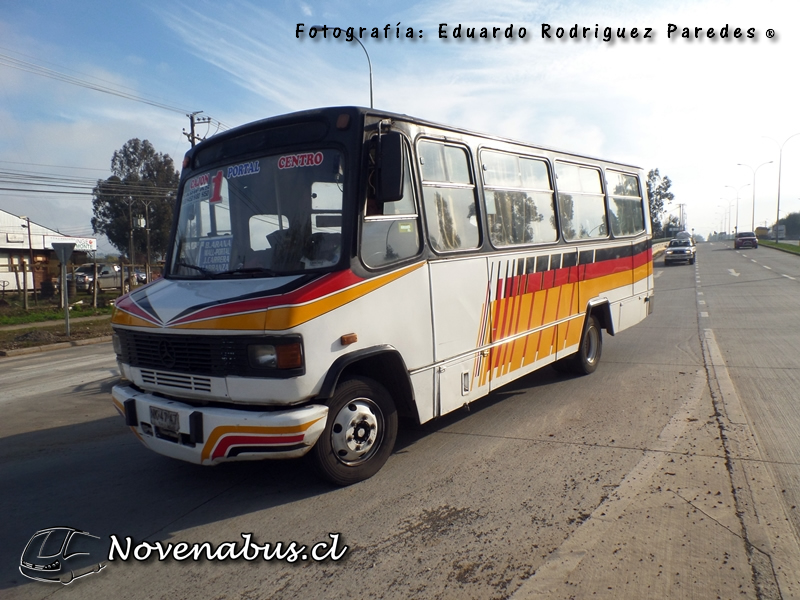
[554, 315, 603, 375]
[573, 315, 602, 374]
[311, 376, 398, 486]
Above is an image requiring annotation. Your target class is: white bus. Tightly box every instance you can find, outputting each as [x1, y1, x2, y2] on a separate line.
[111, 107, 654, 485]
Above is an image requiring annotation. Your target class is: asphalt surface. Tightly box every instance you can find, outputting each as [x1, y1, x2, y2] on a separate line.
[1, 243, 799, 599]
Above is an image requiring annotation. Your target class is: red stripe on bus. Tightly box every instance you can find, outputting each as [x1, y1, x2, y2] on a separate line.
[211, 434, 306, 459]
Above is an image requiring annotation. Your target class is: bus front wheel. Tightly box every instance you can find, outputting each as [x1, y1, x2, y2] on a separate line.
[311, 376, 398, 486]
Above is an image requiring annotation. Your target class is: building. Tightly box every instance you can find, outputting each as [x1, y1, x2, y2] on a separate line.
[0, 209, 96, 293]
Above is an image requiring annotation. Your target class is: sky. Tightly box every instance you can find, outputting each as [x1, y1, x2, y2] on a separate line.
[1, 0, 799, 253]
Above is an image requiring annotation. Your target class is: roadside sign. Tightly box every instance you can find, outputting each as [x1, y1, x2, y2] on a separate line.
[52, 243, 76, 336]
[52, 243, 76, 264]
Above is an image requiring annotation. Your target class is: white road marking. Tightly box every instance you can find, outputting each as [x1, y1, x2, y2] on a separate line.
[728, 269, 740, 277]
[512, 370, 709, 597]
[764, 265, 772, 270]
[701, 329, 800, 596]
[782, 274, 796, 280]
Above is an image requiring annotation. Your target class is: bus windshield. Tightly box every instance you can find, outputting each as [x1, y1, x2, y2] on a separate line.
[170, 148, 345, 278]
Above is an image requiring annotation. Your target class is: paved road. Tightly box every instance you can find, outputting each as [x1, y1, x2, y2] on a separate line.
[1, 244, 799, 599]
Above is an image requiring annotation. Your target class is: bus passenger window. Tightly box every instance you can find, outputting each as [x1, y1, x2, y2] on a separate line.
[481, 151, 557, 247]
[606, 171, 645, 236]
[418, 141, 480, 252]
[555, 163, 608, 241]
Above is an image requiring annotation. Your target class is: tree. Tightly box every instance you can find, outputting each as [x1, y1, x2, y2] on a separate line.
[646, 169, 674, 237]
[776, 211, 800, 238]
[91, 139, 180, 263]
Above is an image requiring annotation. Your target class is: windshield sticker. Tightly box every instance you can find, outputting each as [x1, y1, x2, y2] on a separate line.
[278, 152, 324, 170]
[185, 174, 211, 204]
[189, 173, 210, 189]
[197, 237, 232, 272]
[226, 161, 260, 178]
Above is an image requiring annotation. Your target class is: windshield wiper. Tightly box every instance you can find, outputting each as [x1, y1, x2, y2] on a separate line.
[175, 261, 215, 278]
[213, 266, 279, 278]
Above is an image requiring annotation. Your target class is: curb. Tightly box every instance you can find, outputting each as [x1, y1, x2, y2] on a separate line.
[0, 335, 113, 357]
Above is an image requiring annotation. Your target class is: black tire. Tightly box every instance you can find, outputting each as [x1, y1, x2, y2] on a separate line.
[311, 376, 398, 485]
[689, 257, 695, 265]
[570, 315, 603, 375]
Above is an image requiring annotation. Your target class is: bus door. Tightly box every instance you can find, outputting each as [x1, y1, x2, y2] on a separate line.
[429, 258, 492, 416]
[418, 139, 489, 417]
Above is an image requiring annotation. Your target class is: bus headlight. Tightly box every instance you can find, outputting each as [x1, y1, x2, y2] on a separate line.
[248, 341, 304, 370]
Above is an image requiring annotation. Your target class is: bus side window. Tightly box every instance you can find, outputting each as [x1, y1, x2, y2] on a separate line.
[606, 171, 645, 236]
[482, 150, 557, 247]
[361, 140, 421, 268]
[418, 141, 480, 252]
[555, 162, 608, 241]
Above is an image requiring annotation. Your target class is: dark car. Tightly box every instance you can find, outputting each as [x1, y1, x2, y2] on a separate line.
[664, 238, 696, 265]
[734, 231, 758, 249]
[19, 527, 106, 584]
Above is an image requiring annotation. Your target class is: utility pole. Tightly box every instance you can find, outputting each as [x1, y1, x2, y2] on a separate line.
[20, 216, 37, 306]
[183, 111, 212, 147]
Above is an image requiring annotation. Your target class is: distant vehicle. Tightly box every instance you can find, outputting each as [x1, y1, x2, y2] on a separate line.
[664, 238, 696, 265]
[755, 226, 769, 239]
[90, 264, 133, 293]
[19, 526, 106, 585]
[58, 264, 95, 292]
[734, 231, 758, 249]
[674, 231, 696, 244]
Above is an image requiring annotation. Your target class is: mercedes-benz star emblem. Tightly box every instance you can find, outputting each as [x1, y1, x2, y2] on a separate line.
[158, 340, 176, 368]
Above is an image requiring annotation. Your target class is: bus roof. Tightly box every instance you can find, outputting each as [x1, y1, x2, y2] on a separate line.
[188, 106, 643, 173]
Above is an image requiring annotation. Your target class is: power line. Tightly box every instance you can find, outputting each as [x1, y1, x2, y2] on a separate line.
[0, 46, 231, 133]
[0, 159, 109, 173]
[0, 51, 191, 114]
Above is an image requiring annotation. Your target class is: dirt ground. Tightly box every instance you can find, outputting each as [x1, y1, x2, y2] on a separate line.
[0, 318, 113, 352]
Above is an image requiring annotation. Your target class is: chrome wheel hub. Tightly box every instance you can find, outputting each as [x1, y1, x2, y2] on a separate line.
[330, 399, 383, 465]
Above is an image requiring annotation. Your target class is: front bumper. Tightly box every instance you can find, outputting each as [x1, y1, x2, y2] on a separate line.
[664, 253, 693, 262]
[112, 383, 328, 465]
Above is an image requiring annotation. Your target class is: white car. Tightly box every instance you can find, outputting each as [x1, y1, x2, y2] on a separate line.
[664, 238, 696, 265]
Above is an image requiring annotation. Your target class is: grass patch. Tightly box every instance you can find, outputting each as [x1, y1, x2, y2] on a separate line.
[0, 296, 116, 326]
[759, 240, 800, 255]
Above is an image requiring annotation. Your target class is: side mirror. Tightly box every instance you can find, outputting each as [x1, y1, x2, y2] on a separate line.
[376, 132, 404, 203]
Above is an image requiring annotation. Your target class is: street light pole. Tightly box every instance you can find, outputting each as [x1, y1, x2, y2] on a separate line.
[725, 184, 750, 236]
[737, 161, 773, 232]
[765, 133, 800, 242]
[313, 25, 373, 108]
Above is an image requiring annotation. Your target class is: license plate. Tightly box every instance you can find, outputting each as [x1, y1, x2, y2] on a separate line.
[150, 407, 179, 432]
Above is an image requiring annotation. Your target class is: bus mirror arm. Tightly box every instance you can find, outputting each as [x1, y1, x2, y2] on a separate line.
[376, 131, 404, 203]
